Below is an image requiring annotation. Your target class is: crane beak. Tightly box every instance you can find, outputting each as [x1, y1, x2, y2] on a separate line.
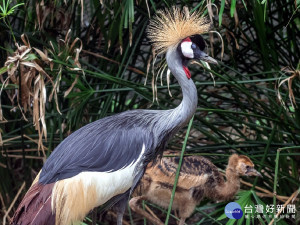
[194, 48, 218, 64]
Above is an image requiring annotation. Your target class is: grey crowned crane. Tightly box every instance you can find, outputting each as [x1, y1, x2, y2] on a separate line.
[11, 6, 217, 225]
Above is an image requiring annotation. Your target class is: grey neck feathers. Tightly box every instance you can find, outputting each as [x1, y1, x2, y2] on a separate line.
[163, 46, 198, 129]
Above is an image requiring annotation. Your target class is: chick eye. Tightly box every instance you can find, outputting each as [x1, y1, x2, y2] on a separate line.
[246, 165, 251, 170]
[191, 43, 196, 49]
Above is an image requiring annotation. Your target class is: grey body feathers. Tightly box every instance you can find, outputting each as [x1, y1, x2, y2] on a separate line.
[40, 110, 173, 184]
[39, 46, 198, 209]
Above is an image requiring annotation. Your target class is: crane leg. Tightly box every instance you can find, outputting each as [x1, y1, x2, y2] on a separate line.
[112, 190, 130, 225]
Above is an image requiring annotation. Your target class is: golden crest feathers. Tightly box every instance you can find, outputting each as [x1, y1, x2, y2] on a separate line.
[147, 6, 211, 54]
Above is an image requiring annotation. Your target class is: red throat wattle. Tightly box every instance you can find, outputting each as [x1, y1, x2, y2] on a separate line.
[183, 65, 191, 79]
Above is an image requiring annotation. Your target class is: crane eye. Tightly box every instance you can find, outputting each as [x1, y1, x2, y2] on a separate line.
[191, 43, 196, 49]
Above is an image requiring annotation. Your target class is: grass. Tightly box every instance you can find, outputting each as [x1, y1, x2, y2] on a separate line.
[165, 116, 195, 225]
[0, 0, 299, 225]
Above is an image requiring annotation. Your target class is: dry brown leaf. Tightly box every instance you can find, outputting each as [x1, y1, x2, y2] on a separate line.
[209, 31, 224, 60]
[227, 30, 240, 50]
[234, 8, 239, 28]
[49, 68, 62, 102]
[1, 35, 58, 151]
[33, 47, 53, 63]
[21, 34, 31, 48]
[21, 70, 33, 112]
[277, 68, 299, 110]
[64, 75, 79, 97]
[0, 129, 2, 146]
[1, 31, 84, 151]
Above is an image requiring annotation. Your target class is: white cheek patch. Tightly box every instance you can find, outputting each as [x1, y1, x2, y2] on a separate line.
[181, 41, 194, 59]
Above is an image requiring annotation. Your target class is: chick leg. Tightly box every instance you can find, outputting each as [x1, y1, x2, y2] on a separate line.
[129, 196, 164, 225]
[178, 217, 186, 225]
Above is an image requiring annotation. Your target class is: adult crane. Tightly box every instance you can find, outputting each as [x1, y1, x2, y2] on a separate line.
[11, 6, 217, 225]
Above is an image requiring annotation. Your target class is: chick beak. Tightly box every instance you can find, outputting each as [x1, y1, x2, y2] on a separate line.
[250, 168, 263, 177]
[194, 48, 218, 64]
[256, 170, 263, 178]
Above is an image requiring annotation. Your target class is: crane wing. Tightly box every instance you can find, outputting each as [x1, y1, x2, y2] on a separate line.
[39, 111, 154, 184]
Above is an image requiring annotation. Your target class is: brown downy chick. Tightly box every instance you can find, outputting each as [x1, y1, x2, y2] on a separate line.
[129, 151, 261, 225]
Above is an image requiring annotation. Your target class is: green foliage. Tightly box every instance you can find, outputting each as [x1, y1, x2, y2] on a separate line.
[0, 0, 24, 19]
[0, 0, 299, 225]
[0, 0, 24, 42]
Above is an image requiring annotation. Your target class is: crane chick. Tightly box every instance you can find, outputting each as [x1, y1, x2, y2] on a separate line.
[129, 151, 261, 225]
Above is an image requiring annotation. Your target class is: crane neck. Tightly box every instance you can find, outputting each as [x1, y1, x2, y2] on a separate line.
[165, 46, 198, 128]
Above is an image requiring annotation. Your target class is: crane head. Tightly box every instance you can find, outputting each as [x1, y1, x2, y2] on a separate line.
[179, 35, 217, 64]
[234, 155, 262, 177]
[178, 34, 217, 79]
[147, 6, 217, 79]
